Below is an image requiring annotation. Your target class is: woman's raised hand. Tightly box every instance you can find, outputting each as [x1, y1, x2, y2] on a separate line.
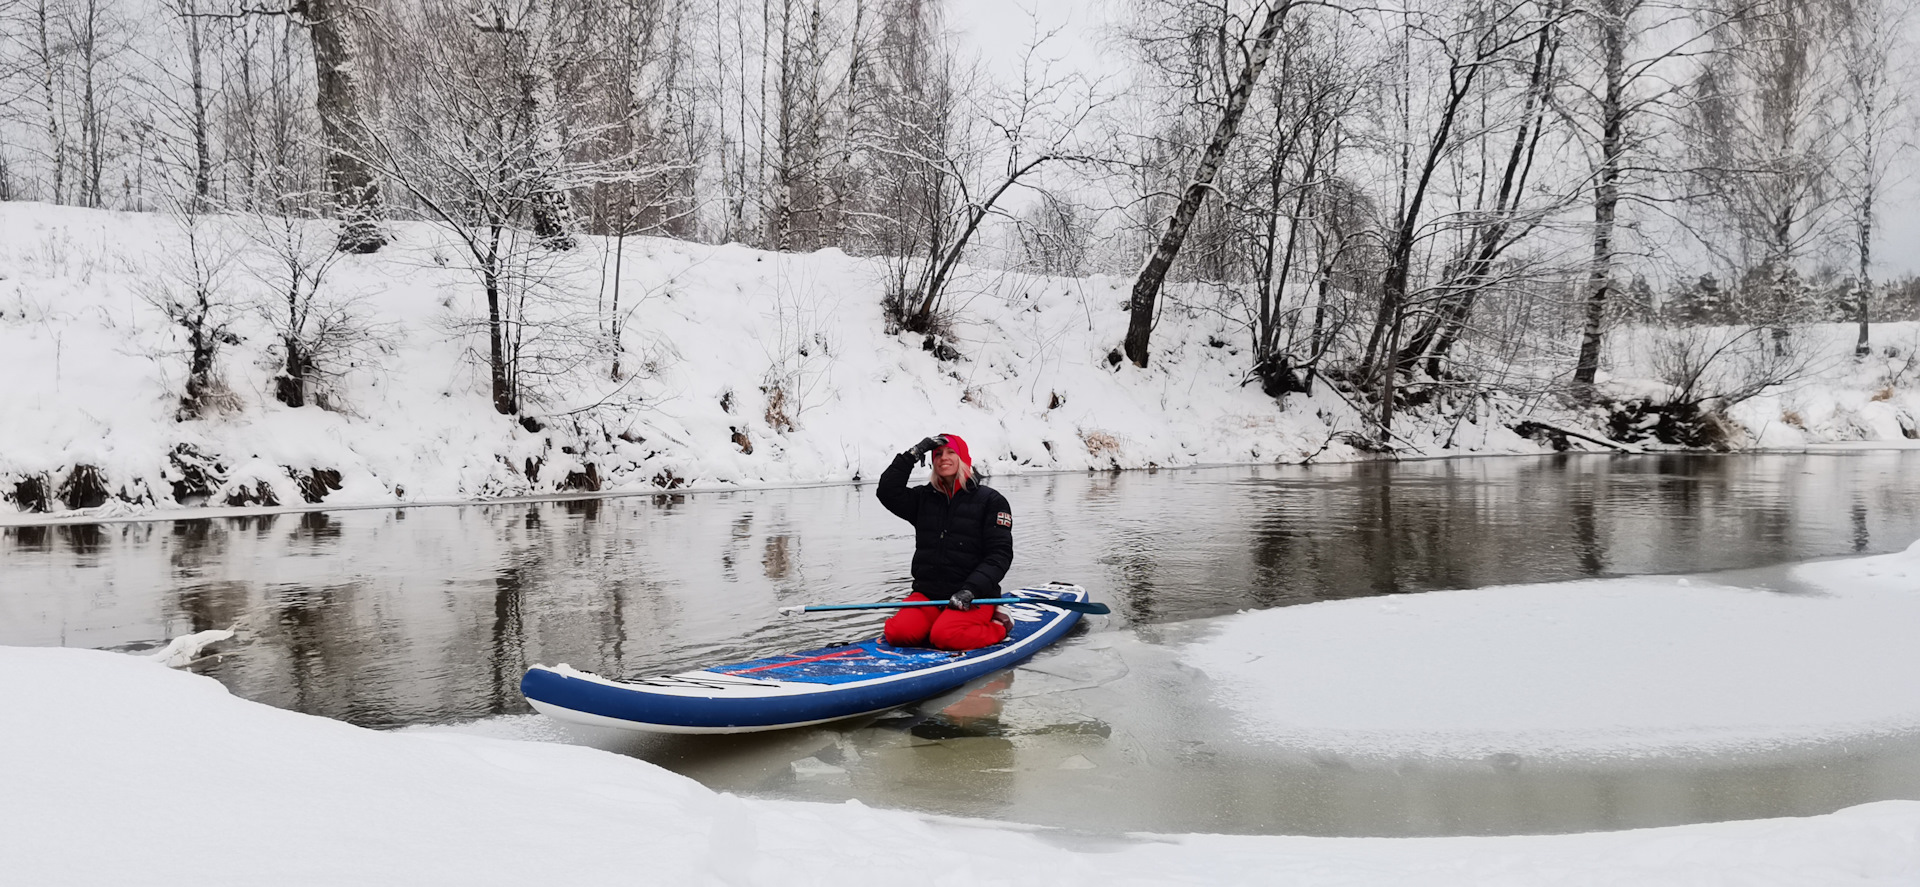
[909, 435, 948, 459]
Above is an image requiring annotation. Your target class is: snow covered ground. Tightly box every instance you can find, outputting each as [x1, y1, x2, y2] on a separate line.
[7, 544, 1920, 884]
[5, 202, 1917, 522]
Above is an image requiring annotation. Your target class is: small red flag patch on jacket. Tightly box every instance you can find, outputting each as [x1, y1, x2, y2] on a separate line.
[996, 512, 1012, 527]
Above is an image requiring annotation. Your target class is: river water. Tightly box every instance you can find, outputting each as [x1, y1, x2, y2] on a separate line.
[6, 452, 1920, 836]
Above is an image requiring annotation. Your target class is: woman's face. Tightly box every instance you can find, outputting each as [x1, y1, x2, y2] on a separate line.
[931, 446, 963, 479]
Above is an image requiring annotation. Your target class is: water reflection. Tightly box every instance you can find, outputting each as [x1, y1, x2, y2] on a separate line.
[6, 452, 1920, 835]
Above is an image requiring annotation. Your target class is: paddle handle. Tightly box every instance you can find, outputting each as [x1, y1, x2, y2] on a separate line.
[779, 597, 1110, 616]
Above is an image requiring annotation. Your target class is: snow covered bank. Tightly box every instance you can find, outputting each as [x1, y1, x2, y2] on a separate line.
[4, 202, 1917, 522]
[3, 643, 1917, 886]
[1184, 538, 1920, 761]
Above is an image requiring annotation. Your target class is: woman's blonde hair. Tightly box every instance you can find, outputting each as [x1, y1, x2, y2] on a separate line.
[932, 460, 973, 497]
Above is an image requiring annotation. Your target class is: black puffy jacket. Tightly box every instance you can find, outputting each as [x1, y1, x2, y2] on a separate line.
[876, 450, 1014, 600]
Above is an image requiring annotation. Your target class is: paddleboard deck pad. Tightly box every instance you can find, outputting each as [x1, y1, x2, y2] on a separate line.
[521, 584, 1093, 734]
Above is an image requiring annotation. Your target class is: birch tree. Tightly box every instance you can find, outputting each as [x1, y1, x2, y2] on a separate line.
[1358, 0, 1562, 438]
[1122, 0, 1294, 368]
[1834, 0, 1912, 357]
[1688, 0, 1846, 336]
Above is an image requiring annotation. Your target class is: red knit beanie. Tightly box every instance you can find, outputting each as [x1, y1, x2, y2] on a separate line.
[938, 433, 971, 467]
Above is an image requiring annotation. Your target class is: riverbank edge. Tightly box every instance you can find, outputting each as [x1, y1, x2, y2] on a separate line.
[13, 443, 1920, 529]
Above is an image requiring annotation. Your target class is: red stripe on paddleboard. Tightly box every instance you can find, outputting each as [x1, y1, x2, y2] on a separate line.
[722, 649, 864, 675]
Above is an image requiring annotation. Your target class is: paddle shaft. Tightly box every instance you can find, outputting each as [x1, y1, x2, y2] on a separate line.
[782, 597, 1110, 615]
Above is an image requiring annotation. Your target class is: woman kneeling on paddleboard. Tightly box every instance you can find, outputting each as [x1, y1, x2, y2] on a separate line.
[876, 433, 1015, 651]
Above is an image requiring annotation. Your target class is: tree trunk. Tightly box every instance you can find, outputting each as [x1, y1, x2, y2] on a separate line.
[767, 0, 797, 249]
[35, 0, 64, 204]
[520, 0, 579, 250]
[306, 0, 388, 253]
[1122, 1, 1292, 368]
[186, 2, 212, 205]
[1574, 0, 1627, 401]
[1856, 188, 1873, 357]
[79, 0, 101, 207]
[484, 225, 515, 415]
[1402, 11, 1558, 378]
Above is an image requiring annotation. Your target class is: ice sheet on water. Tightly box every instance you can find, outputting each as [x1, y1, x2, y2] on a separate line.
[1181, 543, 1920, 761]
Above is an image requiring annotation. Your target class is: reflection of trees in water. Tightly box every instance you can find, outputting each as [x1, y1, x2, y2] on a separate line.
[1105, 530, 1160, 621]
[722, 514, 752, 580]
[171, 581, 250, 634]
[169, 519, 215, 572]
[763, 533, 793, 580]
[511, 499, 678, 683]
[295, 510, 341, 541]
[1, 521, 119, 557]
[489, 566, 526, 716]
[4, 525, 50, 550]
[57, 523, 106, 556]
[271, 585, 330, 716]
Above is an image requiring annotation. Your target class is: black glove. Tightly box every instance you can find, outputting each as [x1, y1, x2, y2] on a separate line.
[948, 588, 975, 611]
[909, 435, 948, 462]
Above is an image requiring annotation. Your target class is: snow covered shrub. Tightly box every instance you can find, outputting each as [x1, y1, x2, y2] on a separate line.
[557, 464, 600, 492]
[9, 476, 50, 513]
[291, 468, 344, 503]
[1604, 398, 1737, 449]
[144, 204, 244, 421]
[1080, 430, 1122, 461]
[761, 383, 792, 432]
[165, 444, 225, 506]
[223, 481, 278, 508]
[760, 284, 833, 432]
[244, 205, 389, 411]
[1644, 324, 1818, 411]
[55, 465, 109, 510]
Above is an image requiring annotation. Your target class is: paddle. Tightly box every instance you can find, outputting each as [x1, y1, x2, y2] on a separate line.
[779, 597, 1111, 616]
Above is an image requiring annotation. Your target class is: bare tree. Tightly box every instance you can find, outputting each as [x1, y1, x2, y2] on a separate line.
[27, 0, 70, 202]
[1357, 0, 1563, 440]
[370, 0, 611, 415]
[242, 190, 383, 409]
[1834, 0, 1913, 357]
[1687, 0, 1847, 337]
[1392, 2, 1570, 381]
[1568, 0, 1635, 401]
[1122, 0, 1294, 368]
[144, 200, 243, 420]
[883, 33, 1105, 336]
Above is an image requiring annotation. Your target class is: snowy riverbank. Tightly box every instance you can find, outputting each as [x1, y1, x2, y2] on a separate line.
[4, 202, 1918, 522]
[9, 541, 1920, 884]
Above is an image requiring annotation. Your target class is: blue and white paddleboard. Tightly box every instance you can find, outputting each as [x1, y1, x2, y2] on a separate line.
[521, 583, 1092, 734]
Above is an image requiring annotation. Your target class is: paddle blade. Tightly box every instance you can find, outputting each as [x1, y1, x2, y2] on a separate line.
[1037, 598, 1110, 615]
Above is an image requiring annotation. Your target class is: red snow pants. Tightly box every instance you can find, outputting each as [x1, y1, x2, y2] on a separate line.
[883, 593, 1008, 651]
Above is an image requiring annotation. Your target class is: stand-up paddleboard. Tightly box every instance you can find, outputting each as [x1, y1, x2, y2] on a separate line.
[521, 583, 1093, 734]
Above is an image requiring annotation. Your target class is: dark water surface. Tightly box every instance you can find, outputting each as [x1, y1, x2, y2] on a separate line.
[6, 452, 1920, 836]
